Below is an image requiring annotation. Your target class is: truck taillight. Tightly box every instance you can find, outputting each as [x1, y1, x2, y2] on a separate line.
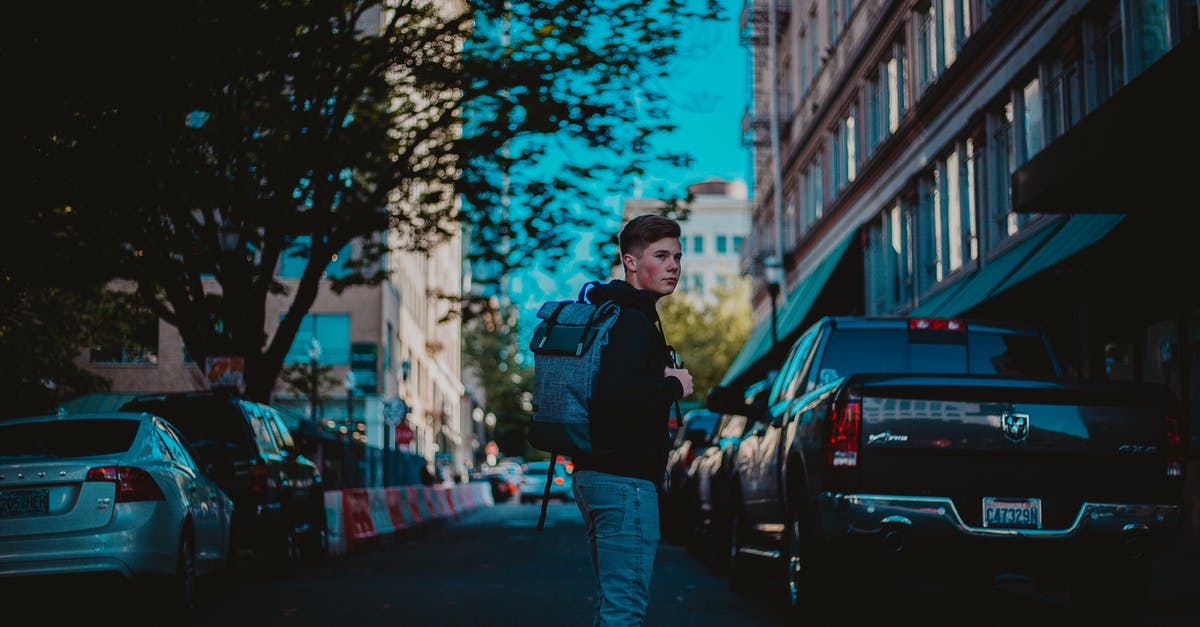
[826, 398, 861, 469]
[1165, 414, 1185, 478]
[86, 466, 166, 502]
[908, 317, 965, 331]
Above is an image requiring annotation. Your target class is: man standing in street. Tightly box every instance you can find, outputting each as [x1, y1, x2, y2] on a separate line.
[571, 214, 694, 626]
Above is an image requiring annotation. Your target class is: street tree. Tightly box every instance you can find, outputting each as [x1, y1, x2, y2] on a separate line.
[461, 304, 535, 460]
[657, 277, 752, 404]
[5, 0, 722, 401]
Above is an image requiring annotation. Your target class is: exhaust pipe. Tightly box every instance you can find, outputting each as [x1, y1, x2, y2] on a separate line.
[1121, 524, 1149, 559]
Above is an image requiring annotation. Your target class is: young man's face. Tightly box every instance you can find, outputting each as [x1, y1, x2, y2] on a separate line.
[623, 237, 682, 297]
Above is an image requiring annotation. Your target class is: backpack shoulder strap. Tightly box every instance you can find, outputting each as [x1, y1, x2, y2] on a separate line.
[577, 280, 603, 303]
[537, 455, 559, 531]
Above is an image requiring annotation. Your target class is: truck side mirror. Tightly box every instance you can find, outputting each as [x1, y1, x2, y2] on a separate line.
[706, 385, 751, 416]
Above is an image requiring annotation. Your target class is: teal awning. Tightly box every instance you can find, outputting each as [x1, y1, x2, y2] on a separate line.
[911, 214, 1124, 317]
[720, 232, 856, 386]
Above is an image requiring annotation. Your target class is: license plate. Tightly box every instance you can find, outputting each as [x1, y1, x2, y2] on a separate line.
[0, 489, 50, 517]
[982, 496, 1041, 529]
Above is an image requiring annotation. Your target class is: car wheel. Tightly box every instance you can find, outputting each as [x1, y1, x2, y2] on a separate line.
[153, 530, 198, 613]
[304, 519, 330, 566]
[706, 508, 731, 575]
[727, 503, 755, 592]
[267, 525, 303, 569]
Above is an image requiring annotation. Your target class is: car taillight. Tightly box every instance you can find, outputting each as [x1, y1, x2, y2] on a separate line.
[554, 476, 565, 485]
[249, 462, 270, 494]
[86, 466, 165, 502]
[1165, 414, 1185, 478]
[826, 397, 861, 469]
[908, 317, 965, 331]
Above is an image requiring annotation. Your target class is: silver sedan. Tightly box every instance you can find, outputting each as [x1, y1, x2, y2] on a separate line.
[0, 411, 235, 612]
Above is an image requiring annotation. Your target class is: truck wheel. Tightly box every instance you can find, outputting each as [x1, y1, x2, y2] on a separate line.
[782, 505, 837, 618]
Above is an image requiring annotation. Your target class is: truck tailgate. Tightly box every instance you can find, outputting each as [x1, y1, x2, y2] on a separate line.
[851, 374, 1179, 528]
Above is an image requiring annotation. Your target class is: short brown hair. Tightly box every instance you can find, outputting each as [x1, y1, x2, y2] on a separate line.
[619, 214, 681, 257]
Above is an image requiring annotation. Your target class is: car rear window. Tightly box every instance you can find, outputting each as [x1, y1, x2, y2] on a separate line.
[0, 419, 139, 459]
[121, 399, 253, 458]
[819, 329, 1057, 380]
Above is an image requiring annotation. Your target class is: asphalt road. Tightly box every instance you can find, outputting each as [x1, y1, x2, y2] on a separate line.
[31, 497, 1198, 626]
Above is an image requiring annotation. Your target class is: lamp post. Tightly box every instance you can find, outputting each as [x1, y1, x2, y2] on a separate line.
[343, 370, 357, 488]
[307, 338, 322, 421]
[763, 256, 783, 351]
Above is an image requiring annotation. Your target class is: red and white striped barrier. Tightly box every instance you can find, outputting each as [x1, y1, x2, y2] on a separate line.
[325, 482, 494, 556]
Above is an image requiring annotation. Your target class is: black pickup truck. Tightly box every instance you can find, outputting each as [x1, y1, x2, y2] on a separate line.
[710, 316, 1185, 618]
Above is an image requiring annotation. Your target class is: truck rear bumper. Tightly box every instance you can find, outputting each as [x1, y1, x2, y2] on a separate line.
[817, 492, 1179, 555]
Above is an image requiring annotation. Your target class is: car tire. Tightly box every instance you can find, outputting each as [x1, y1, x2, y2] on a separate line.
[304, 519, 330, 566]
[706, 508, 731, 575]
[150, 529, 198, 614]
[727, 502, 755, 593]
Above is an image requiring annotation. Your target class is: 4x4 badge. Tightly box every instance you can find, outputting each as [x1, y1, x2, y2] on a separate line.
[1002, 412, 1030, 442]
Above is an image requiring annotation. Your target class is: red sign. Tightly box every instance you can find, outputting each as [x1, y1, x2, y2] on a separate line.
[395, 423, 415, 445]
[205, 357, 244, 388]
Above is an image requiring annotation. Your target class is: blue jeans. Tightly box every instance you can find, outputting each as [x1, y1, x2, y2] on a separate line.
[572, 470, 660, 627]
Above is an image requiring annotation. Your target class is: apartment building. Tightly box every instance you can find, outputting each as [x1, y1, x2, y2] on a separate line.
[623, 177, 752, 300]
[729, 0, 1197, 442]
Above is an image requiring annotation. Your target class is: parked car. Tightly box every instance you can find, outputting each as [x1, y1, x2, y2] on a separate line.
[688, 376, 773, 571]
[661, 408, 720, 544]
[478, 461, 523, 503]
[517, 459, 573, 503]
[120, 391, 327, 567]
[0, 412, 234, 611]
[719, 316, 1184, 620]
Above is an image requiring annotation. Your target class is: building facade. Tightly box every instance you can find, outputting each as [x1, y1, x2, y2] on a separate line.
[730, 0, 1199, 538]
[623, 177, 753, 299]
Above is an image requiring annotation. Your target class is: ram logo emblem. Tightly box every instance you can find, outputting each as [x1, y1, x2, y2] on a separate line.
[1001, 412, 1030, 442]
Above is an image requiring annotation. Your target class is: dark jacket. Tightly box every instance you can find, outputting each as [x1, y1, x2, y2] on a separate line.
[572, 279, 684, 487]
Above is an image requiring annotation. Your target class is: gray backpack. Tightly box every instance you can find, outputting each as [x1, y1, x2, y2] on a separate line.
[528, 280, 618, 458]
[527, 281, 618, 528]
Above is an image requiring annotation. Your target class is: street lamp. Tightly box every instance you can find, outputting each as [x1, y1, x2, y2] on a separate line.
[343, 370, 357, 488]
[307, 338, 322, 421]
[763, 256, 783, 351]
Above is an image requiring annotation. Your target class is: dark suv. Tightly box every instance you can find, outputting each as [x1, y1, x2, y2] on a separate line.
[121, 391, 327, 566]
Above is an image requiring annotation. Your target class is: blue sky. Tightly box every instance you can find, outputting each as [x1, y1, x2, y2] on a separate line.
[508, 0, 751, 347]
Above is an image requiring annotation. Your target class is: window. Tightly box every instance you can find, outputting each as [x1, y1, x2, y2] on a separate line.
[941, 0, 974, 69]
[1045, 33, 1084, 141]
[716, 235, 728, 254]
[1090, 1, 1125, 106]
[829, 105, 858, 198]
[982, 99, 1019, 249]
[284, 313, 351, 364]
[914, 1, 939, 92]
[1129, 0, 1172, 74]
[91, 310, 158, 364]
[693, 235, 704, 254]
[934, 139, 978, 278]
[914, 174, 939, 294]
[867, 203, 911, 314]
[732, 235, 745, 256]
[1020, 76, 1045, 161]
